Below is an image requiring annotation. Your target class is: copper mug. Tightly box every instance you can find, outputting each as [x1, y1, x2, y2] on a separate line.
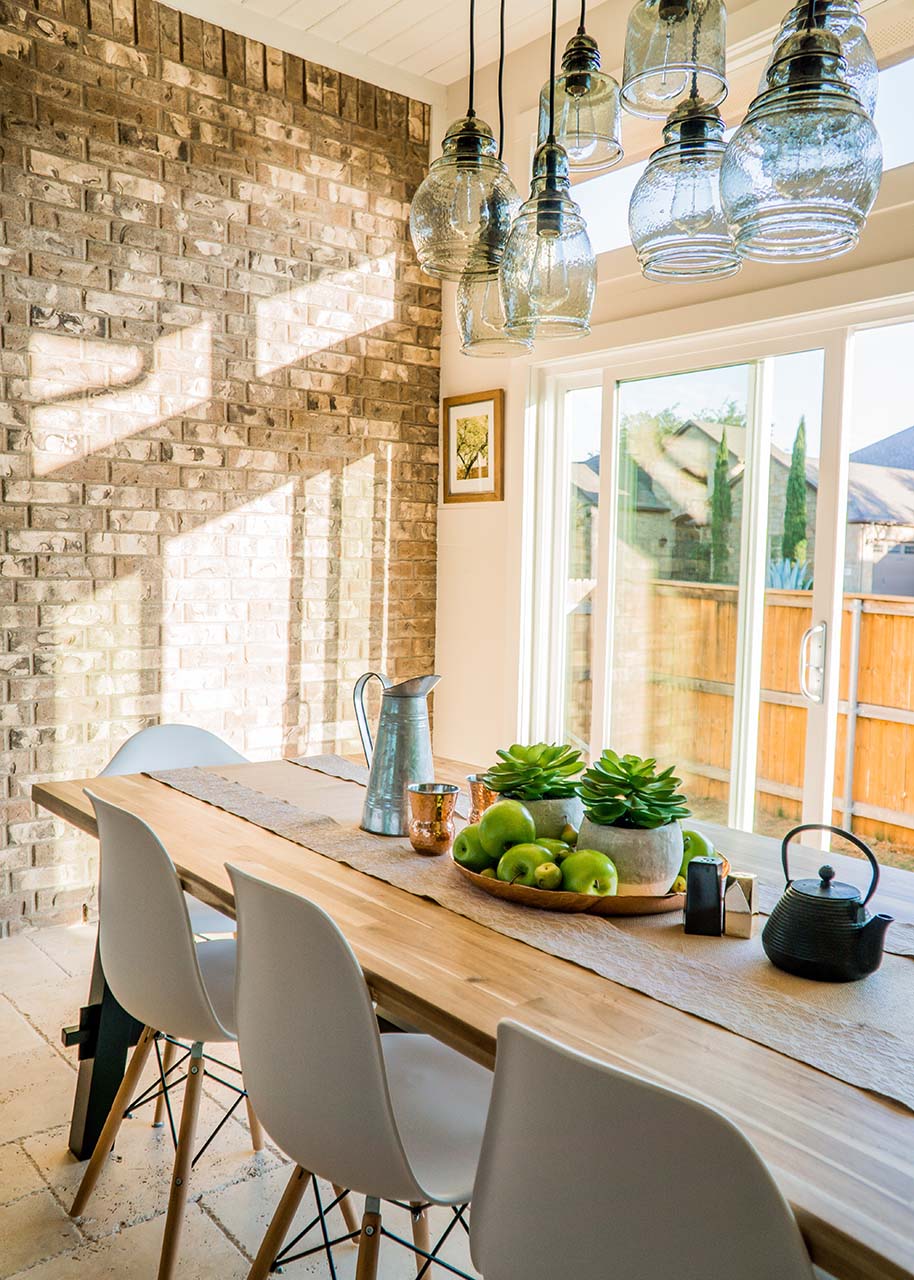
[466, 773, 498, 826]
[407, 783, 460, 856]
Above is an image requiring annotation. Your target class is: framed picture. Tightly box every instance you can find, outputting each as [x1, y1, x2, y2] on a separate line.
[442, 389, 505, 504]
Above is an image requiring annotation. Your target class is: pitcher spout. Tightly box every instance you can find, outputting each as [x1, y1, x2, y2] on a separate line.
[385, 674, 441, 697]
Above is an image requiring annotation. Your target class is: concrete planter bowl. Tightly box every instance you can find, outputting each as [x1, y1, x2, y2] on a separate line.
[510, 795, 584, 840]
[577, 817, 684, 896]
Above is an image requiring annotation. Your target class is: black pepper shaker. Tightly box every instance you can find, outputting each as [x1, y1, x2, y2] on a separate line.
[684, 856, 725, 936]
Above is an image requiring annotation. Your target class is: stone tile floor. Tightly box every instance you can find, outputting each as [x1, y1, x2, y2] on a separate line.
[0, 924, 478, 1280]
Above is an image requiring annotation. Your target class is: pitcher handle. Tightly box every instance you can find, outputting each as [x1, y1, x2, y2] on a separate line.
[353, 672, 389, 767]
[781, 823, 880, 905]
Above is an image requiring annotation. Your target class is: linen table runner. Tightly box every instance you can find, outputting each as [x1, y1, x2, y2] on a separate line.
[148, 756, 914, 1113]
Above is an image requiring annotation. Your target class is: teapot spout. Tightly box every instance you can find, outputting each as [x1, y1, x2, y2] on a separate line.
[860, 912, 893, 974]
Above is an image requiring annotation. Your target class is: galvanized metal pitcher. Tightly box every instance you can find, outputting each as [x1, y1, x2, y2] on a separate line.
[354, 672, 440, 835]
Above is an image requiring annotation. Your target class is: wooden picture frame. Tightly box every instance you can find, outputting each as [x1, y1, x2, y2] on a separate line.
[441, 389, 505, 504]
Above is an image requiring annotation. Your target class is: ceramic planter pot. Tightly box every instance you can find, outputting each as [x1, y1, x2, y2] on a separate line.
[577, 818, 683, 896]
[510, 795, 584, 840]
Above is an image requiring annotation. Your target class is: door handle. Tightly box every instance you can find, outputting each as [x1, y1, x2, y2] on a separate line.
[799, 621, 826, 703]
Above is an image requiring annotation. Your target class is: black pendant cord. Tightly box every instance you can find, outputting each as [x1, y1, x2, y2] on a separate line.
[547, 0, 558, 142]
[578, 0, 586, 35]
[804, 0, 816, 29]
[497, 0, 507, 158]
[467, 0, 477, 116]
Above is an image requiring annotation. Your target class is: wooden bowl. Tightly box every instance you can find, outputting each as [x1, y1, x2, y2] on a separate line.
[452, 859, 686, 916]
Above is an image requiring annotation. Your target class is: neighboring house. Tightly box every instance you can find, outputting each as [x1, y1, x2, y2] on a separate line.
[571, 420, 914, 596]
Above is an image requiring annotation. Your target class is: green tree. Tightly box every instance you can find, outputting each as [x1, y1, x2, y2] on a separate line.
[710, 429, 733, 583]
[782, 416, 808, 562]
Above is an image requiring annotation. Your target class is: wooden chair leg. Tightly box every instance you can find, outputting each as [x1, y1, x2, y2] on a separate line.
[244, 1094, 264, 1152]
[411, 1203, 431, 1276]
[153, 1038, 177, 1128]
[70, 1025, 157, 1218]
[156, 1041, 205, 1280]
[355, 1197, 382, 1280]
[246, 1164, 313, 1280]
[334, 1183, 360, 1235]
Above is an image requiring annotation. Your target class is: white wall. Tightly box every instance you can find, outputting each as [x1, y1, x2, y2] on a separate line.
[433, 1, 914, 767]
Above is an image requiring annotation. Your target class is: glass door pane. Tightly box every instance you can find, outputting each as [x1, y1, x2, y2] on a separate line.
[561, 386, 602, 754]
[754, 349, 825, 840]
[837, 319, 914, 872]
[610, 363, 751, 822]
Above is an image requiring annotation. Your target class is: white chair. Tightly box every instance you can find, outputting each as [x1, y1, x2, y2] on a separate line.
[228, 863, 493, 1280]
[71, 796, 357, 1280]
[101, 723, 246, 939]
[470, 1021, 816, 1280]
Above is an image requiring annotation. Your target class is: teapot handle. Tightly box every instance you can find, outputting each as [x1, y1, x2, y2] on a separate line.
[781, 823, 880, 906]
[353, 672, 389, 767]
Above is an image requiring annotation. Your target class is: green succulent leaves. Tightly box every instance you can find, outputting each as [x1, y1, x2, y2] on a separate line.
[578, 749, 691, 829]
[483, 742, 584, 800]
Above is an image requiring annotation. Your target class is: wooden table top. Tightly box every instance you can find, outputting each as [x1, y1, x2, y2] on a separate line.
[33, 760, 914, 1280]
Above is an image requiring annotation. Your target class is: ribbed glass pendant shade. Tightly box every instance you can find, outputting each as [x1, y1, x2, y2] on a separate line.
[457, 275, 533, 356]
[721, 29, 882, 262]
[409, 115, 520, 281]
[501, 142, 596, 340]
[759, 0, 877, 116]
[629, 98, 739, 280]
[537, 32, 623, 172]
[621, 0, 727, 119]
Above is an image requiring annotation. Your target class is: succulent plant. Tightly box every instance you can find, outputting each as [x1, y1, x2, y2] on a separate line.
[482, 743, 584, 800]
[578, 750, 690, 829]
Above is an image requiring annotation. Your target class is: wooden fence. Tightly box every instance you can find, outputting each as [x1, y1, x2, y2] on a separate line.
[638, 583, 914, 847]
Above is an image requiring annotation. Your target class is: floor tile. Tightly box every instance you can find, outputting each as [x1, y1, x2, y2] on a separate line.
[0, 1048, 76, 1143]
[0, 1143, 46, 1207]
[0, 1189, 81, 1276]
[0, 935, 69, 990]
[25, 926, 98, 980]
[3, 1201, 247, 1280]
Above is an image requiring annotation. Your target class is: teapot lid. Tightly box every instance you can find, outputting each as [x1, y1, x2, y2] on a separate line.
[791, 864, 860, 901]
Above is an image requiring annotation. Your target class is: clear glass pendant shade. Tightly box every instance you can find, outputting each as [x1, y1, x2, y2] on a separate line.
[629, 98, 739, 279]
[409, 114, 520, 281]
[457, 274, 533, 356]
[501, 143, 596, 340]
[537, 32, 623, 172]
[720, 29, 882, 262]
[621, 0, 727, 119]
[759, 0, 877, 116]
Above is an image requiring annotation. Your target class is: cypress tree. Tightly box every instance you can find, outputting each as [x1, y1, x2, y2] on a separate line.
[710, 429, 733, 583]
[782, 416, 808, 562]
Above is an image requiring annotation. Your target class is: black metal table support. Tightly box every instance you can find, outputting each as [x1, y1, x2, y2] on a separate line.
[62, 938, 144, 1160]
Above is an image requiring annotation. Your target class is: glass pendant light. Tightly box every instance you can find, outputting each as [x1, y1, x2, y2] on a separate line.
[621, 0, 727, 119]
[409, 0, 519, 281]
[459, 0, 532, 357]
[629, 95, 739, 279]
[759, 0, 877, 116]
[720, 18, 882, 262]
[501, 0, 596, 340]
[537, 0, 623, 172]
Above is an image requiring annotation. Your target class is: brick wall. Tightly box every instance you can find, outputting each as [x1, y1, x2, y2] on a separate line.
[0, 0, 441, 933]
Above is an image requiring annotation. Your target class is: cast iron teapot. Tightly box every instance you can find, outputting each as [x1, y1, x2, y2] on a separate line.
[761, 824, 893, 982]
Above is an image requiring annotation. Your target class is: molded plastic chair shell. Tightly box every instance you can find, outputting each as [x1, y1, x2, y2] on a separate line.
[229, 864, 490, 1204]
[470, 1021, 815, 1280]
[88, 792, 236, 1045]
[100, 723, 247, 776]
[100, 723, 245, 934]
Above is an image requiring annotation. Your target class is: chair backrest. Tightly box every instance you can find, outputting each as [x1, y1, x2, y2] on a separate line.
[100, 723, 247, 776]
[471, 1021, 815, 1280]
[88, 792, 234, 1045]
[228, 864, 423, 1201]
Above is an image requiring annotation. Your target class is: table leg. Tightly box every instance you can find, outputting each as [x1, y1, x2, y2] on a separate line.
[63, 937, 144, 1160]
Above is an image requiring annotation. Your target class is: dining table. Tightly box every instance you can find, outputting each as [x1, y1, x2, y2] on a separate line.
[32, 755, 914, 1280]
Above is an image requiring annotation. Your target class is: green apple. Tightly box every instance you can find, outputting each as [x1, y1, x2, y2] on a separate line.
[680, 828, 716, 877]
[479, 799, 536, 858]
[533, 861, 563, 890]
[536, 837, 573, 862]
[496, 843, 554, 887]
[560, 850, 618, 896]
[559, 823, 579, 846]
[453, 824, 498, 873]
[480, 867, 497, 879]
[671, 874, 687, 894]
